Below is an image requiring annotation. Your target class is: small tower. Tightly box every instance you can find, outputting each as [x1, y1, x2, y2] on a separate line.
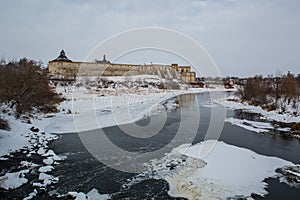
[95, 54, 110, 64]
[60, 50, 66, 57]
[51, 49, 72, 62]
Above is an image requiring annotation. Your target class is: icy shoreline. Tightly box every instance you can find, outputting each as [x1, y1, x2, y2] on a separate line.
[215, 95, 300, 139]
[216, 97, 300, 124]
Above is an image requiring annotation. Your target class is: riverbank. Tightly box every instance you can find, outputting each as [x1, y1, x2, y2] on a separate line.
[216, 95, 300, 138]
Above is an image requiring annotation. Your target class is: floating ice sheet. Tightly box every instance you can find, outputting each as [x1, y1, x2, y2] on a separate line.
[149, 140, 294, 199]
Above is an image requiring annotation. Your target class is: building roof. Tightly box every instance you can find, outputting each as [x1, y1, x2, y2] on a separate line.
[51, 50, 72, 62]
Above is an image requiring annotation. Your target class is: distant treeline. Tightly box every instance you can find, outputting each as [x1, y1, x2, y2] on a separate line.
[237, 72, 300, 113]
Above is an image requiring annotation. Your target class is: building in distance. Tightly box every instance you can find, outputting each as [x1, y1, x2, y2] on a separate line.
[48, 50, 196, 83]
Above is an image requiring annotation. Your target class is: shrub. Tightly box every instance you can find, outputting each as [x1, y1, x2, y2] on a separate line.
[238, 73, 300, 113]
[266, 104, 277, 111]
[160, 80, 181, 90]
[0, 118, 10, 130]
[238, 77, 269, 105]
[0, 58, 63, 117]
[291, 123, 300, 133]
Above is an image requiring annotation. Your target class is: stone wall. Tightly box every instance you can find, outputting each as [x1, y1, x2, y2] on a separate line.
[48, 61, 196, 83]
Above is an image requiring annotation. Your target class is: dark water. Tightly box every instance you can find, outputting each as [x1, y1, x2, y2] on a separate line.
[2, 92, 300, 199]
[50, 92, 300, 199]
[49, 92, 300, 199]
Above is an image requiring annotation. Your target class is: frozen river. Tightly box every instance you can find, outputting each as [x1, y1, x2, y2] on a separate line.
[2, 92, 300, 199]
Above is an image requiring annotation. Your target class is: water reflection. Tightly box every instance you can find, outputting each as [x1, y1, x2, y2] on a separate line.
[177, 94, 195, 107]
[233, 109, 264, 121]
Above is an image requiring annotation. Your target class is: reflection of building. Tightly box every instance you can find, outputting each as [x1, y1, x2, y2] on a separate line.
[178, 94, 195, 107]
[48, 50, 196, 83]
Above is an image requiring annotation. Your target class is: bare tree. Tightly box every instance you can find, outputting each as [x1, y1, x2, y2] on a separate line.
[0, 58, 63, 117]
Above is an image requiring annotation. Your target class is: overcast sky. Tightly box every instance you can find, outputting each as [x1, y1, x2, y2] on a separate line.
[0, 0, 299, 77]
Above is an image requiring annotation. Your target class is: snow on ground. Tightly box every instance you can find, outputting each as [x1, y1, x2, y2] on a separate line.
[98, 74, 163, 84]
[0, 116, 33, 157]
[216, 97, 300, 123]
[149, 140, 294, 200]
[76, 74, 163, 83]
[0, 114, 58, 157]
[225, 117, 273, 133]
[51, 85, 220, 133]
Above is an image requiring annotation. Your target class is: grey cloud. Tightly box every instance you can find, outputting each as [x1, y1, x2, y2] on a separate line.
[0, 0, 299, 76]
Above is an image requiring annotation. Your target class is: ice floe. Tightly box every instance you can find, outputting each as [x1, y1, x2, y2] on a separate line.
[43, 157, 54, 165]
[68, 188, 110, 200]
[148, 140, 294, 199]
[23, 189, 38, 200]
[276, 127, 291, 132]
[225, 117, 273, 133]
[32, 172, 59, 187]
[20, 161, 38, 168]
[38, 166, 54, 173]
[0, 169, 29, 190]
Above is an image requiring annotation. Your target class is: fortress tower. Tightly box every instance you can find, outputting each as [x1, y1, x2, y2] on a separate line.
[48, 50, 196, 83]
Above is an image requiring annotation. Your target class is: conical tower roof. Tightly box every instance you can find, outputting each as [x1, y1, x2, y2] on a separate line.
[51, 50, 72, 62]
